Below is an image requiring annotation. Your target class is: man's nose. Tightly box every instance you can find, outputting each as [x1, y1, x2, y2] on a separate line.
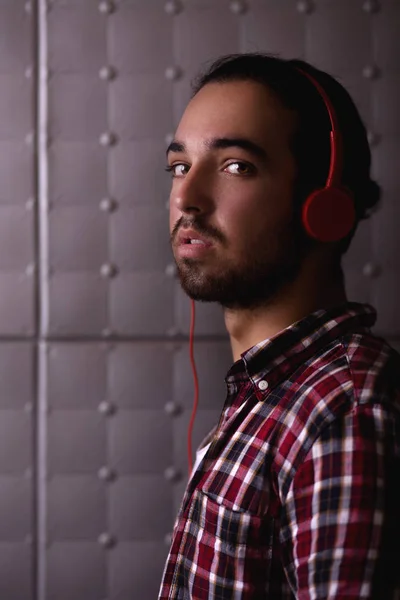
[172, 168, 214, 216]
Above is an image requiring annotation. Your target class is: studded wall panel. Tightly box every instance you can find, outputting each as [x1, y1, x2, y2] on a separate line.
[0, 1, 36, 599]
[0, 0, 398, 599]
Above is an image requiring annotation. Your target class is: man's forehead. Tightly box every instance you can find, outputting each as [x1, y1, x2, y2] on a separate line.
[175, 80, 296, 145]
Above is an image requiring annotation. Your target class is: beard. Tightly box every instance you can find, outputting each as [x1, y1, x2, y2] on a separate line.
[171, 215, 308, 310]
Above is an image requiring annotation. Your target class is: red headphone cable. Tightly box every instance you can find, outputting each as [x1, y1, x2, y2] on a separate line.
[187, 299, 199, 474]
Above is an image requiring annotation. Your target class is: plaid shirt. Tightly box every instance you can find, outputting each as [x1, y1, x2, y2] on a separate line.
[159, 302, 400, 599]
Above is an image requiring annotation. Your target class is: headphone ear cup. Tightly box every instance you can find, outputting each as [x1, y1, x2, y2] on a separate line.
[301, 187, 356, 243]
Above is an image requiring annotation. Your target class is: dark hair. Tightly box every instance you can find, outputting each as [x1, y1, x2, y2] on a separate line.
[192, 53, 381, 254]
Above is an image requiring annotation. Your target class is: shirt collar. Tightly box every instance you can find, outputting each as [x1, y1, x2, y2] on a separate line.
[226, 302, 377, 399]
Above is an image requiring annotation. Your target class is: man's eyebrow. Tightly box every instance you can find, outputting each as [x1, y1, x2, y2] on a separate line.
[166, 137, 267, 160]
[166, 140, 186, 156]
[208, 137, 267, 160]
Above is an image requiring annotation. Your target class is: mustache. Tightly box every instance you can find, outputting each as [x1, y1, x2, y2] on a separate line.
[171, 217, 225, 245]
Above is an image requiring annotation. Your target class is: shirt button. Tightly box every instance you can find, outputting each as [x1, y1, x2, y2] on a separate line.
[258, 380, 269, 391]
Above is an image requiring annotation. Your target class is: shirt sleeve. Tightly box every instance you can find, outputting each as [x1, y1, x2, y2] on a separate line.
[279, 402, 400, 600]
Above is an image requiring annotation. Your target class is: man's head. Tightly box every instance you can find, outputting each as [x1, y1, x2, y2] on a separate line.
[167, 53, 381, 310]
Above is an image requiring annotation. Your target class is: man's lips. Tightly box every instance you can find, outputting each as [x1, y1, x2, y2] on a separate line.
[175, 228, 215, 259]
[176, 228, 214, 247]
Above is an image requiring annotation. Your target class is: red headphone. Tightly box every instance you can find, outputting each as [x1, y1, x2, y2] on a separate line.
[296, 68, 356, 243]
[186, 68, 357, 473]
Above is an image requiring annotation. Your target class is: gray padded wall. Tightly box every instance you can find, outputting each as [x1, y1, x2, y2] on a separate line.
[0, 1, 36, 599]
[0, 0, 398, 598]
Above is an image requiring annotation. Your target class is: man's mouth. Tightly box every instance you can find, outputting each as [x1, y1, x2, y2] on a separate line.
[183, 238, 206, 245]
[175, 228, 214, 258]
[177, 228, 213, 247]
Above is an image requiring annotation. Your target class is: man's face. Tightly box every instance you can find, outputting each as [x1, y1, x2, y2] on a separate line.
[168, 79, 305, 310]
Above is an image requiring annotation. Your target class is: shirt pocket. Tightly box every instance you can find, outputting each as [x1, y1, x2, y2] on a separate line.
[182, 489, 275, 599]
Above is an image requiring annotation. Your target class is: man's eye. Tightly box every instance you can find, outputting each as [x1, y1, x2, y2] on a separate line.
[224, 162, 253, 175]
[165, 164, 189, 177]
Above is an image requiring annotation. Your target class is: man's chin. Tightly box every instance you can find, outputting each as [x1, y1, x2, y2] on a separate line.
[178, 280, 219, 303]
[177, 274, 263, 309]
[176, 263, 302, 311]
[177, 271, 230, 304]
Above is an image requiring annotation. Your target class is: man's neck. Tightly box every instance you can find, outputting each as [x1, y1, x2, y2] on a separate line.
[225, 271, 348, 362]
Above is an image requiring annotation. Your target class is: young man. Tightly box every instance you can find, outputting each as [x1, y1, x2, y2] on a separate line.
[158, 54, 400, 599]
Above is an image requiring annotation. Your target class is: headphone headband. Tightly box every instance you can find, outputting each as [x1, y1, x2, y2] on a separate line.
[294, 67, 355, 243]
[295, 67, 342, 187]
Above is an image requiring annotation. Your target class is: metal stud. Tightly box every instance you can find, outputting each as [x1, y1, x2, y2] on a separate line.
[165, 66, 182, 81]
[166, 326, 180, 338]
[362, 0, 380, 14]
[98, 533, 117, 549]
[363, 262, 382, 278]
[165, 132, 174, 147]
[164, 532, 173, 546]
[25, 132, 35, 146]
[362, 64, 381, 80]
[164, 0, 183, 16]
[101, 328, 115, 338]
[99, 65, 117, 81]
[98, 1, 115, 15]
[98, 401, 117, 417]
[164, 466, 182, 483]
[165, 264, 177, 278]
[99, 131, 118, 147]
[99, 197, 118, 213]
[296, 0, 315, 14]
[98, 466, 117, 482]
[100, 263, 118, 278]
[367, 131, 381, 147]
[229, 0, 248, 15]
[164, 401, 182, 417]
[25, 264, 36, 277]
[25, 197, 36, 211]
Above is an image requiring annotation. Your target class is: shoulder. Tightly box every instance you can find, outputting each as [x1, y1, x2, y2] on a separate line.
[339, 330, 400, 405]
[293, 329, 400, 412]
[272, 331, 400, 498]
